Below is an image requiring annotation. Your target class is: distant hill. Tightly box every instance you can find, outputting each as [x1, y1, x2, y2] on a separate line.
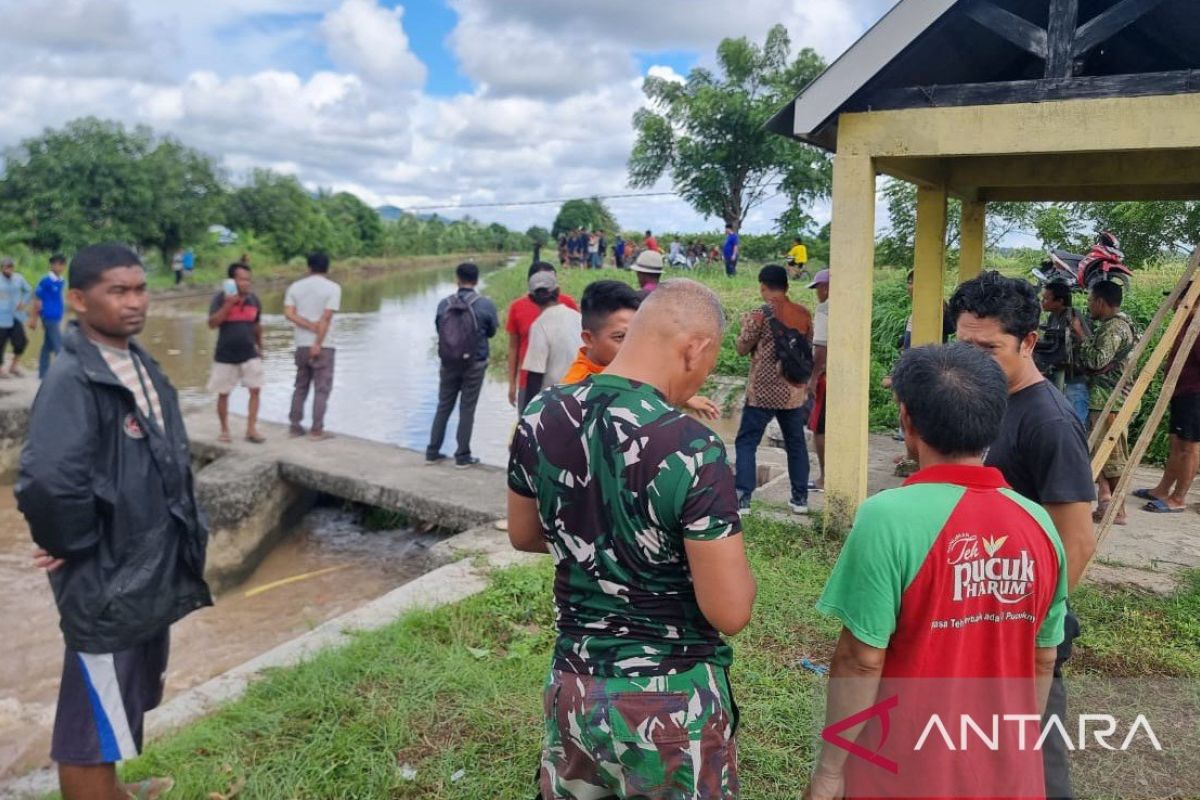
[376, 205, 404, 221]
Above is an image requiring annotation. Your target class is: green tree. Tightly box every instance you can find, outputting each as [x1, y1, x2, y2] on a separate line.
[525, 225, 550, 245]
[628, 25, 830, 231]
[551, 198, 617, 238]
[874, 180, 1041, 268]
[0, 118, 222, 259]
[226, 171, 335, 260]
[317, 191, 385, 256]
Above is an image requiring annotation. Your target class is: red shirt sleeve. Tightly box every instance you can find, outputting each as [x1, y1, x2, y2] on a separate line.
[560, 293, 578, 311]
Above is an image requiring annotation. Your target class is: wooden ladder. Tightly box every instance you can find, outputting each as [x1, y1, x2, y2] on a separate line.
[1087, 250, 1200, 566]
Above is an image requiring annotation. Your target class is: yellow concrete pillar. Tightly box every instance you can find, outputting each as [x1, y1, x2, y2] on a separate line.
[959, 200, 986, 282]
[911, 184, 948, 346]
[825, 151, 876, 530]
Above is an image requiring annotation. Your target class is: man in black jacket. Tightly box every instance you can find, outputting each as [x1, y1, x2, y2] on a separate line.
[18, 243, 211, 800]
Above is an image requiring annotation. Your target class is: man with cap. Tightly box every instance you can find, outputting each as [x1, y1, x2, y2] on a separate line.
[505, 262, 578, 411]
[522, 271, 582, 399]
[632, 249, 665, 293]
[0, 257, 33, 377]
[808, 269, 831, 491]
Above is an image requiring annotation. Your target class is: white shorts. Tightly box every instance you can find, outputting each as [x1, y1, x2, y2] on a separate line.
[207, 358, 264, 395]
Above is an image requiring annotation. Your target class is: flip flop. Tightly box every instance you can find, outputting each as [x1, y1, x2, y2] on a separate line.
[1143, 499, 1185, 514]
[1092, 500, 1110, 523]
[245, 433, 266, 444]
[125, 776, 174, 799]
[1131, 488, 1158, 500]
[216, 432, 232, 444]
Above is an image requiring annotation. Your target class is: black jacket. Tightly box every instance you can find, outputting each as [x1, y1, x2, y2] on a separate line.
[16, 324, 212, 653]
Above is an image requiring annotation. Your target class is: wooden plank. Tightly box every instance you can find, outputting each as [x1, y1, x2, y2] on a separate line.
[825, 151, 877, 531]
[963, 0, 1047, 59]
[1088, 252, 1200, 452]
[1089, 258, 1200, 474]
[1092, 306, 1200, 558]
[912, 185, 949, 346]
[958, 201, 986, 281]
[980, 184, 1200, 202]
[862, 70, 1200, 112]
[1073, 0, 1170, 58]
[1046, 0, 1081, 78]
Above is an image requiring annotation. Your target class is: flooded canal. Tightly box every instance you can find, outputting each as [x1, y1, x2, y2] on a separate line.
[0, 488, 444, 780]
[141, 259, 517, 466]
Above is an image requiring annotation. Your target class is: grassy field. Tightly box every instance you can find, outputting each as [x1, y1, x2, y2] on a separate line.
[482, 258, 1187, 457]
[104, 514, 1200, 799]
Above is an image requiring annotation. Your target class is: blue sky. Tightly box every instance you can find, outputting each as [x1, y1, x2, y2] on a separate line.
[0, 0, 900, 236]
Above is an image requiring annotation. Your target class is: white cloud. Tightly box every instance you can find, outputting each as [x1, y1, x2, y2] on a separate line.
[0, 0, 895, 235]
[320, 0, 426, 86]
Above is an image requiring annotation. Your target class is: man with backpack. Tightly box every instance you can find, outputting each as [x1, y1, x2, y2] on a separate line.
[734, 264, 814, 514]
[426, 262, 498, 468]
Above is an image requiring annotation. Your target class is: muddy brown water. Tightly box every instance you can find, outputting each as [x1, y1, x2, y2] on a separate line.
[142, 259, 517, 467]
[1, 260, 519, 781]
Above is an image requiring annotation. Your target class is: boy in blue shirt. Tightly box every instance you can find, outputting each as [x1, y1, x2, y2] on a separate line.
[33, 254, 67, 378]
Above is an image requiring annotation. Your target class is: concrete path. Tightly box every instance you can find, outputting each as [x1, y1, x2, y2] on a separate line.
[185, 412, 508, 532]
[747, 432, 1200, 594]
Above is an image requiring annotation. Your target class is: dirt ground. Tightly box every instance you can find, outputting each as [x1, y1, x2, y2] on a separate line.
[745, 432, 1198, 595]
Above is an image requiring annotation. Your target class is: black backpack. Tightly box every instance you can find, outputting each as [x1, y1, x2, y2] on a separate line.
[765, 305, 815, 385]
[438, 292, 480, 364]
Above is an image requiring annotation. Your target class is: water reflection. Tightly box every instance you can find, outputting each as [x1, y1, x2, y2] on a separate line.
[141, 261, 517, 466]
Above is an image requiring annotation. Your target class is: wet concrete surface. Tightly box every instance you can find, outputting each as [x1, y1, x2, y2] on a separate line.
[0, 494, 443, 781]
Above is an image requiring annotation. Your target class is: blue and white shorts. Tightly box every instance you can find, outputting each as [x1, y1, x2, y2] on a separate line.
[51, 631, 169, 765]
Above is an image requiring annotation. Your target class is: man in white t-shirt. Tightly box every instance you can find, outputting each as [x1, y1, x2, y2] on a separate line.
[283, 252, 341, 440]
[808, 269, 830, 491]
[521, 271, 581, 397]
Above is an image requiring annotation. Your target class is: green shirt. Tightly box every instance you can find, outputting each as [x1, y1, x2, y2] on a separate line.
[508, 374, 741, 677]
[1079, 312, 1136, 410]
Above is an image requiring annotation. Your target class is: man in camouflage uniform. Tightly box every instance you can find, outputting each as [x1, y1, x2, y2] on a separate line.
[507, 279, 756, 800]
[1075, 280, 1138, 524]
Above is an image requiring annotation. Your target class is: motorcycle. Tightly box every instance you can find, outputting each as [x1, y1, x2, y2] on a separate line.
[1031, 231, 1133, 292]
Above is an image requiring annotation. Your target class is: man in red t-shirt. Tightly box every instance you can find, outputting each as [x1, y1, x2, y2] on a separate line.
[1137, 290, 1200, 512]
[643, 230, 659, 252]
[806, 343, 1067, 800]
[506, 262, 576, 410]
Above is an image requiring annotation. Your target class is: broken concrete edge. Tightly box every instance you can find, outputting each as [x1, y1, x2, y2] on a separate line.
[0, 525, 535, 800]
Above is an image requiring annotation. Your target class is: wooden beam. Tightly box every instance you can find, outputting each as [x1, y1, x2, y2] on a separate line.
[825, 151, 877, 530]
[1046, 0, 1080, 78]
[1073, 0, 1170, 58]
[911, 185, 949, 347]
[963, 0, 1047, 59]
[959, 201, 986, 282]
[862, 70, 1200, 112]
[838, 93, 1200, 159]
[980, 184, 1200, 202]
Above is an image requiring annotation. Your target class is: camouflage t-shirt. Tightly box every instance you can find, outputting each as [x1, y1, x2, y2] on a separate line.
[508, 374, 742, 678]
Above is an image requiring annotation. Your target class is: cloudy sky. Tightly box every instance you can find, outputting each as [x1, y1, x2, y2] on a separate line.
[0, 0, 897, 235]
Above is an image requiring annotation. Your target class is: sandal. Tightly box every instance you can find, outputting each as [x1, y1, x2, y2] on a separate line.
[1092, 500, 1110, 523]
[245, 433, 266, 444]
[1132, 488, 1159, 501]
[124, 776, 174, 799]
[216, 432, 232, 444]
[1143, 499, 1185, 514]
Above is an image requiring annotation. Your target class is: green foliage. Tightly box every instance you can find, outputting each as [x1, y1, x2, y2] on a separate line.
[0, 118, 223, 259]
[550, 198, 617, 238]
[524, 225, 550, 245]
[628, 24, 830, 233]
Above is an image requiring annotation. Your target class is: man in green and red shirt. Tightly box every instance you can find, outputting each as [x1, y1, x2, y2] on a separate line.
[806, 343, 1067, 800]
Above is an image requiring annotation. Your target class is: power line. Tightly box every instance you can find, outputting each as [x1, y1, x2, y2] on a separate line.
[403, 191, 680, 212]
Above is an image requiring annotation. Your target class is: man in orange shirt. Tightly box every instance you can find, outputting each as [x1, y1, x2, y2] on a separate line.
[561, 280, 720, 421]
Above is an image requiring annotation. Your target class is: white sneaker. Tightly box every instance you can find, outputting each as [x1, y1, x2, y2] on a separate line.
[789, 501, 809, 515]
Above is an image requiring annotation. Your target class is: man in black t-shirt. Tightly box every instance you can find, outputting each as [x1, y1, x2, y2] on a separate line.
[207, 263, 264, 443]
[951, 271, 1095, 800]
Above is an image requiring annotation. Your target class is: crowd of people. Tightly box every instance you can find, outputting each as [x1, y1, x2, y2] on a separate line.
[10, 237, 1199, 799]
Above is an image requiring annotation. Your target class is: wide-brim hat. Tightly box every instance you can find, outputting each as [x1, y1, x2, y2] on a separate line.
[632, 250, 664, 274]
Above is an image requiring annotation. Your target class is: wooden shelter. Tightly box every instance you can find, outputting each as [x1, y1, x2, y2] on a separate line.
[768, 0, 1200, 526]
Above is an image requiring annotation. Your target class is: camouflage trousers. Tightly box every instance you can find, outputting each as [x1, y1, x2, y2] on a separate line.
[540, 663, 739, 799]
[1090, 410, 1129, 480]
